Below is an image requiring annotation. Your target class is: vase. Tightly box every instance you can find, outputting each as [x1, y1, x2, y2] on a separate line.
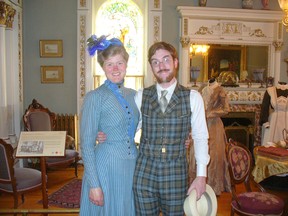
[261, 0, 269, 10]
[199, 0, 207, 7]
[190, 66, 201, 87]
[242, 0, 253, 9]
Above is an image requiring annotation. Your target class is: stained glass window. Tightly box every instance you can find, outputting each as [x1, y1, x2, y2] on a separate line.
[95, 0, 144, 89]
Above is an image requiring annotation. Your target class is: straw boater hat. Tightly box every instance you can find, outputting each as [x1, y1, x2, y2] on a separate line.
[183, 184, 217, 216]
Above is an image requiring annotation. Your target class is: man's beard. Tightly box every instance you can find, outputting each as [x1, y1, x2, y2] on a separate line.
[154, 69, 174, 84]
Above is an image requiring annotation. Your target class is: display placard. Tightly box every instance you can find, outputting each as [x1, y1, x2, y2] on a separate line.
[16, 131, 66, 157]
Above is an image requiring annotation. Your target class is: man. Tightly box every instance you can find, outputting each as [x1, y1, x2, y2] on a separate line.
[133, 41, 210, 216]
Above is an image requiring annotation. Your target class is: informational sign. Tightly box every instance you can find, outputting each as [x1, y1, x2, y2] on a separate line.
[16, 131, 66, 157]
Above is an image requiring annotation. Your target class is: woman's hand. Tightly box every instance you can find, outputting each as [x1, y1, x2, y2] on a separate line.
[185, 133, 192, 149]
[89, 187, 104, 206]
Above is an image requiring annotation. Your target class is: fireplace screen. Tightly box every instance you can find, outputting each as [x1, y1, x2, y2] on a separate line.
[221, 112, 255, 156]
[225, 125, 250, 147]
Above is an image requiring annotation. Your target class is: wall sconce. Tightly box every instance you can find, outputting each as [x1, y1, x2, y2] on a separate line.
[278, 0, 288, 31]
[189, 44, 210, 57]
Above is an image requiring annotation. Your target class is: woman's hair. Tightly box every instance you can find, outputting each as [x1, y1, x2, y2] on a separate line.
[148, 41, 178, 64]
[97, 45, 129, 67]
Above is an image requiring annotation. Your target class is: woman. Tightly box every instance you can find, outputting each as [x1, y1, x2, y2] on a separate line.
[80, 35, 139, 216]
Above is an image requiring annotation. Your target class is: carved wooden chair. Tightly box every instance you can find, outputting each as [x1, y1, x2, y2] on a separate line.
[0, 138, 43, 208]
[23, 99, 79, 177]
[225, 138, 284, 216]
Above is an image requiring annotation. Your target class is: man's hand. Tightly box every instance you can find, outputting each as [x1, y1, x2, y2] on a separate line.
[89, 187, 104, 206]
[96, 131, 107, 143]
[187, 176, 206, 200]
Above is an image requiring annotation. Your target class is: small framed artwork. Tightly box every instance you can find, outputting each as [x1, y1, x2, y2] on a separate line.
[39, 40, 63, 57]
[41, 66, 64, 83]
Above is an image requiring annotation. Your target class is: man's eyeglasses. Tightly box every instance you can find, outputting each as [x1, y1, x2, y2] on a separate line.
[151, 56, 172, 68]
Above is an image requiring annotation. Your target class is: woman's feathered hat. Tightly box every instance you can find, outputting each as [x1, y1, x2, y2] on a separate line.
[86, 35, 123, 56]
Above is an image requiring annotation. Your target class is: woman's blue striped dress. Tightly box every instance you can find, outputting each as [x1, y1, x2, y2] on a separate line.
[79, 84, 139, 216]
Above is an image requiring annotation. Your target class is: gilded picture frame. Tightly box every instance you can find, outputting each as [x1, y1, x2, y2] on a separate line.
[41, 66, 64, 83]
[39, 40, 63, 57]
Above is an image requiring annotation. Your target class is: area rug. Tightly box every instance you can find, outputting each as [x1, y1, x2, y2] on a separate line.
[39, 179, 82, 208]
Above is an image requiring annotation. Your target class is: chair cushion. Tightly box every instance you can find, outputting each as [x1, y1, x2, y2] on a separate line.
[232, 192, 284, 215]
[0, 168, 42, 193]
[28, 112, 52, 131]
[46, 149, 79, 166]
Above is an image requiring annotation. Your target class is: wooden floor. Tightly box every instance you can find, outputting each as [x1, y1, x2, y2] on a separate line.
[0, 165, 287, 216]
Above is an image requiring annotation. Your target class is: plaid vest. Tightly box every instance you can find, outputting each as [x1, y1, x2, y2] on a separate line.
[139, 84, 191, 160]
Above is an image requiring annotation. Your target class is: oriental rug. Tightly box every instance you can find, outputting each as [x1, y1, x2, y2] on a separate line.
[39, 179, 82, 208]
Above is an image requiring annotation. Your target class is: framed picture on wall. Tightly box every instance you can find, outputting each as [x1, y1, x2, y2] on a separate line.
[41, 66, 64, 83]
[39, 40, 63, 57]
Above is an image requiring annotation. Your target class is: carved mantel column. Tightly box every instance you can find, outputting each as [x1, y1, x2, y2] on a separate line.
[273, 41, 284, 51]
[272, 41, 283, 82]
[179, 36, 190, 86]
[180, 36, 190, 48]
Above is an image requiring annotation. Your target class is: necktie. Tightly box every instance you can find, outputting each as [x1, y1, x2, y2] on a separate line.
[159, 90, 168, 113]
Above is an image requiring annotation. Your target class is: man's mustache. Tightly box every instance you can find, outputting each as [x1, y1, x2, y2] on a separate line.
[157, 69, 169, 74]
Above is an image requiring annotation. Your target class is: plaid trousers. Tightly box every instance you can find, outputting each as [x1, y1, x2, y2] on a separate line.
[133, 154, 188, 216]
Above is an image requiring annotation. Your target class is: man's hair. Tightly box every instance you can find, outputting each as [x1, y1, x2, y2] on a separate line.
[148, 42, 178, 64]
[97, 45, 129, 67]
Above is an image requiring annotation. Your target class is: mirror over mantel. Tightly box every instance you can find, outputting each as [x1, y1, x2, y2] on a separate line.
[189, 44, 269, 86]
[177, 6, 284, 88]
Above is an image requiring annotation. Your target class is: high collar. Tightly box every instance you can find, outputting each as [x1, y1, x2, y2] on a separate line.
[276, 82, 288, 90]
[208, 80, 220, 89]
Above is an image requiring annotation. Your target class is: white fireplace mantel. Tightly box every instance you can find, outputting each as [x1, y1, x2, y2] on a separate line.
[177, 6, 284, 91]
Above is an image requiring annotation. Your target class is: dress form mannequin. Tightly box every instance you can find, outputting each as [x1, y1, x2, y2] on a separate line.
[189, 79, 231, 195]
[260, 82, 288, 145]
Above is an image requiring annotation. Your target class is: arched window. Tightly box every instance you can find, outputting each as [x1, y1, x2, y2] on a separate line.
[94, 0, 144, 90]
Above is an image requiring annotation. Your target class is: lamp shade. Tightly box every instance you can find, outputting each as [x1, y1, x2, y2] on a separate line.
[278, 0, 288, 10]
